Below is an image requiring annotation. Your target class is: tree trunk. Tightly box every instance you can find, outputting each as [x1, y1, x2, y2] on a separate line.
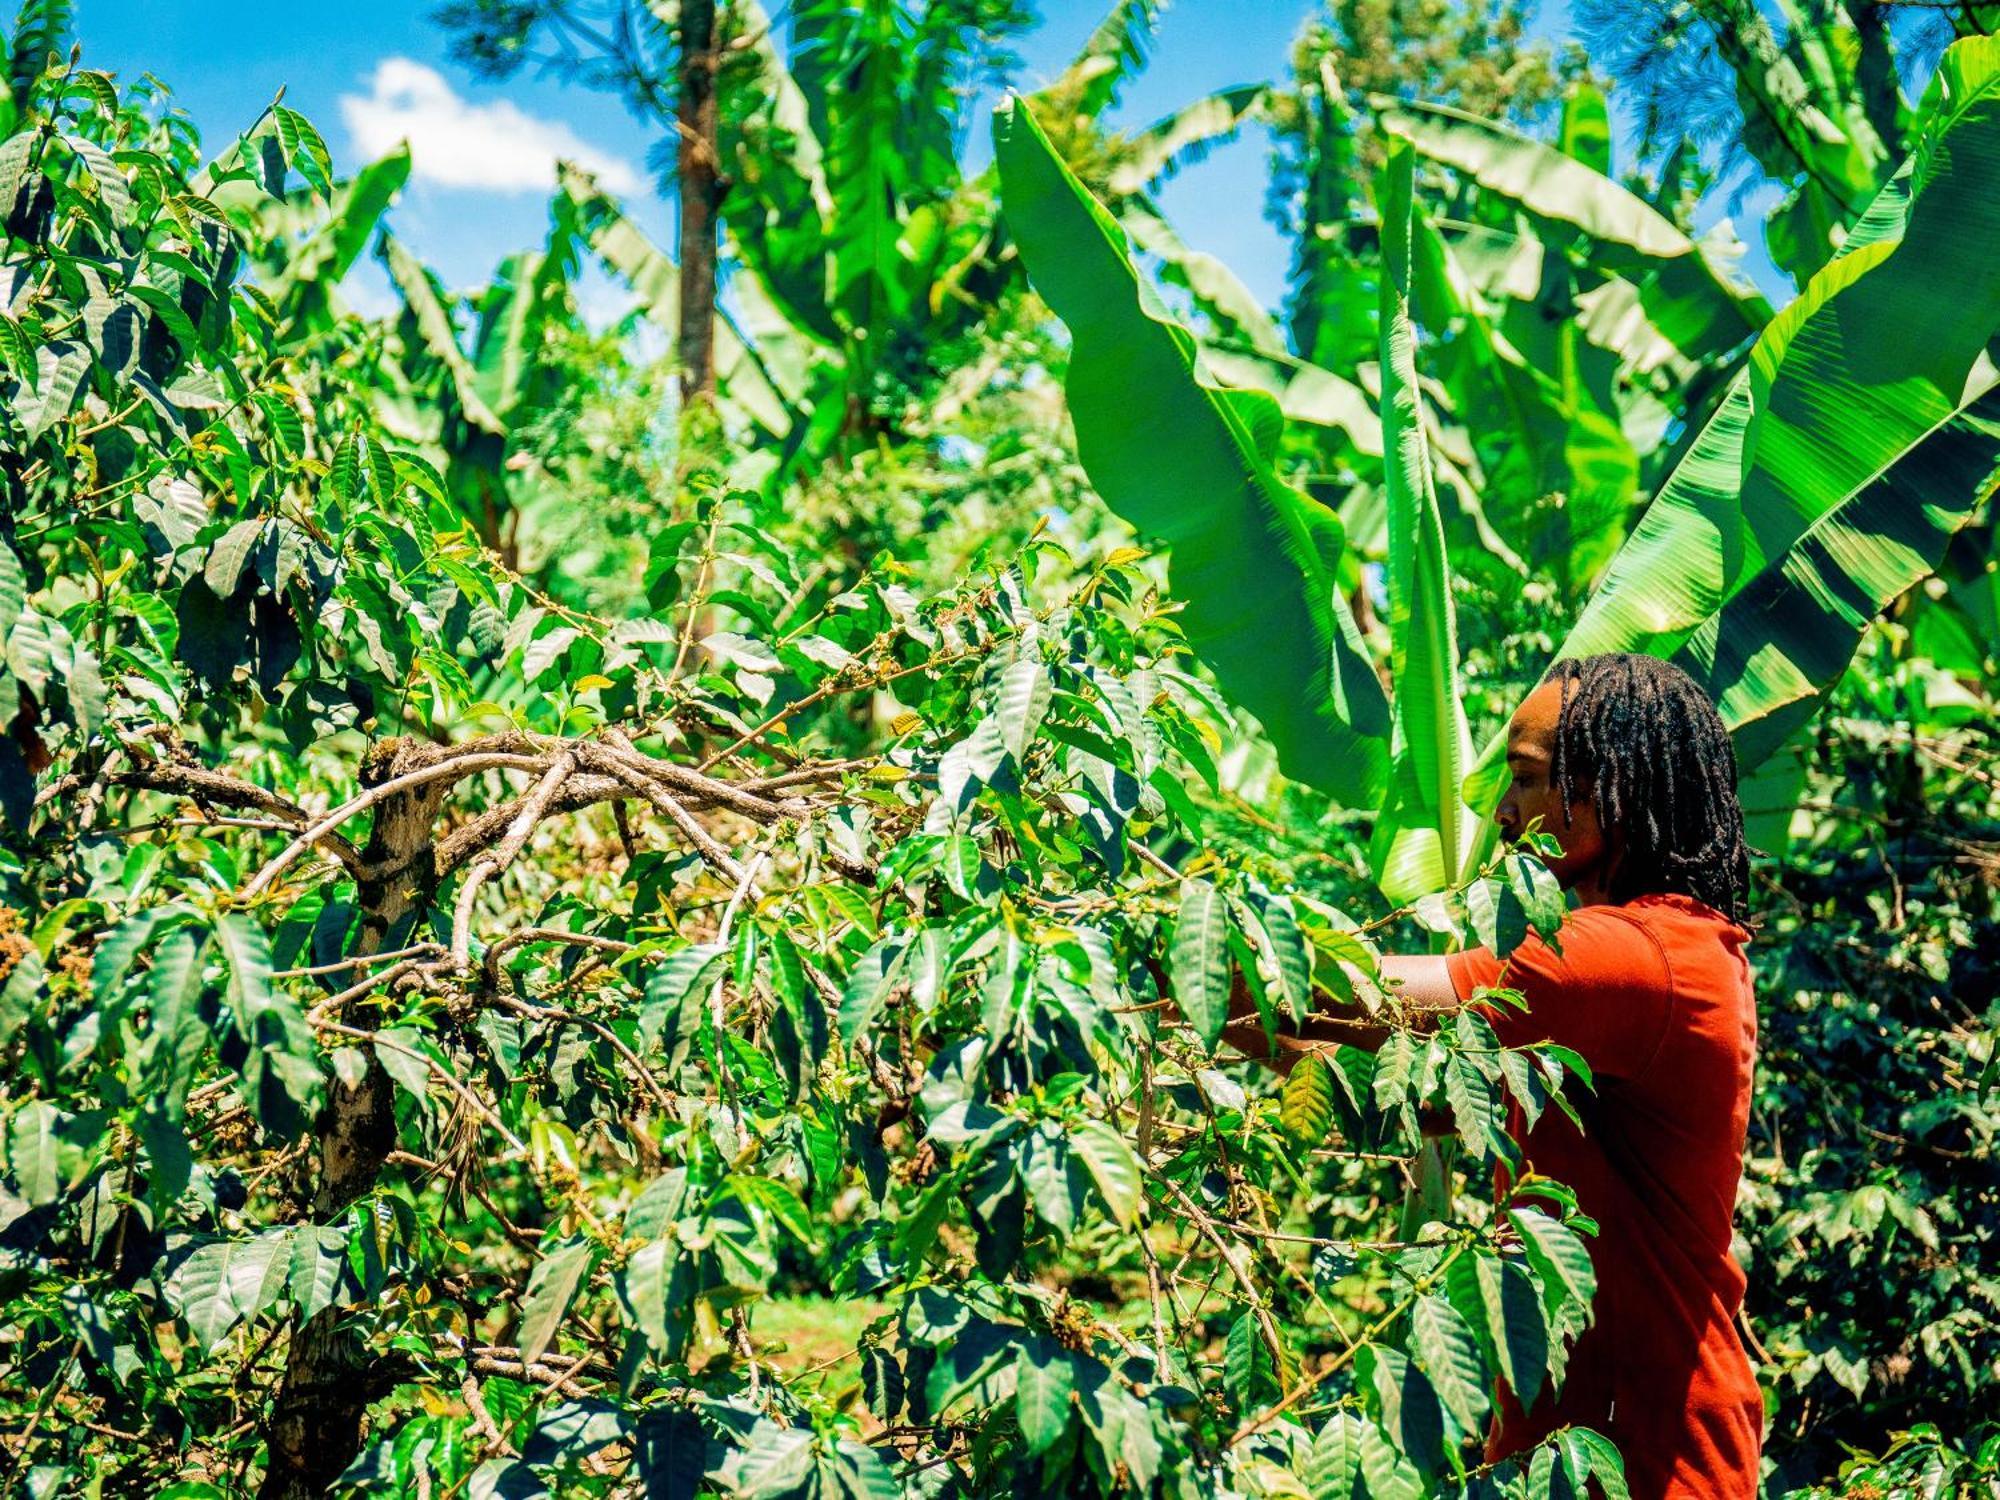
[677, 0, 721, 409]
[259, 739, 452, 1499]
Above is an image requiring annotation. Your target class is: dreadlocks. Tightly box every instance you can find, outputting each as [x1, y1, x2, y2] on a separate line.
[1544, 653, 1751, 926]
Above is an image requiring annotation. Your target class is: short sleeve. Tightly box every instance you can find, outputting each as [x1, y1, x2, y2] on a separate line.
[1443, 907, 1676, 1081]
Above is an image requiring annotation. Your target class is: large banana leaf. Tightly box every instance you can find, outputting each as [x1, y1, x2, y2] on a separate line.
[1064, 0, 1165, 120]
[1462, 35, 2000, 860]
[1370, 142, 1474, 902]
[469, 248, 560, 424]
[1405, 198, 1639, 585]
[380, 234, 504, 436]
[1375, 96, 1769, 365]
[1106, 84, 1271, 199]
[994, 98, 1391, 806]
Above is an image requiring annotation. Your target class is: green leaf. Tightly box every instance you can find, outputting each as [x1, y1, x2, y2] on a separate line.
[1304, 1411, 1366, 1500]
[1409, 1293, 1490, 1435]
[1448, 1251, 1551, 1412]
[382, 234, 505, 435]
[5, 1101, 63, 1205]
[13, 340, 90, 439]
[1373, 93, 1764, 342]
[1369, 142, 1473, 903]
[135, 1106, 193, 1214]
[214, 914, 321, 1128]
[1171, 878, 1229, 1049]
[329, 430, 397, 509]
[745, 1427, 821, 1498]
[1223, 1308, 1265, 1411]
[1067, 1118, 1142, 1228]
[1357, 1413, 1424, 1500]
[517, 1239, 594, 1366]
[1105, 83, 1271, 198]
[617, 1237, 682, 1351]
[274, 105, 334, 198]
[1443, 1046, 1505, 1164]
[1280, 1051, 1337, 1148]
[996, 656, 1052, 761]
[1557, 1427, 1630, 1500]
[838, 939, 906, 1041]
[1018, 1125, 1086, 1235]
[204, 519, 266, 597]
[1014, 1341, 1075, 1454]
[65, 132, 132, 225]
[1557, 81, 1612, 174]
[374, 1027, 437, 1113]
[1509, 1207, 1598, 1340]
[1243, 886, 1313, 1027]
[296, 145, 411, 287]
[994, 97, 1390, 805]
[167, 1230, 294, 1353]
[640, 942, 727, 1053]
[287, 1224, 352, 1321]
[0, 313, 35, 387]
[940, 836, 983, 902]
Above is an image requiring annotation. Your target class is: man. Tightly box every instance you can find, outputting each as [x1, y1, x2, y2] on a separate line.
[1230, 653, 1763, 1498]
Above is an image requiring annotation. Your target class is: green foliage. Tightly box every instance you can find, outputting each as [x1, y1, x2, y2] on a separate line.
[1, 5, 1995, 1498]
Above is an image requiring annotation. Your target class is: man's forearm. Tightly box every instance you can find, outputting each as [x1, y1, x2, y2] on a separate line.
[1221, 953, 1462, 1071]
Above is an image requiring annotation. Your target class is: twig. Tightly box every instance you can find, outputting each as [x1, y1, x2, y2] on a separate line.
[481, 927, 635, 994]
[305, 959, 423, 1025]
[275, 944, 442, 979]
[450, 752, 577, 969]
[1152, 1177, 1287, 1381]
[313, 1018, 525, 1153]
[593, 755, 746, 884]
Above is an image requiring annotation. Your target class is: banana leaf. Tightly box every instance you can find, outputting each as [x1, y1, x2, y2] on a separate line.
[994, 97, 1391, 806]
[1106, 83, 1271, 198]
[1375, 96, 1769, 365]
[1370, 141, 1474, 901]
[380, 234, 504, 436]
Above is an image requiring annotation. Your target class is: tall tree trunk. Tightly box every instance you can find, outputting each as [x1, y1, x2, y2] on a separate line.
[259, 739, 452, 1499]
[677, 0, 721, 409]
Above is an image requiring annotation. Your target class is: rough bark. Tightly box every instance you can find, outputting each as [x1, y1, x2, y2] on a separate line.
[259, 739, 453, 1500]
[677, 0, 721, 407]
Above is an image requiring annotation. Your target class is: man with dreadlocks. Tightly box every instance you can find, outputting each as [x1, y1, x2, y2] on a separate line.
[1228, 653, 1762, 1498]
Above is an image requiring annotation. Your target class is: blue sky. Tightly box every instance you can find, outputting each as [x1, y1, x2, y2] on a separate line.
[78, 0, 1796, 319]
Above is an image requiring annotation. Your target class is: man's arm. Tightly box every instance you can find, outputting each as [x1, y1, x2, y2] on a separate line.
[1219, 954, 1462, 1070]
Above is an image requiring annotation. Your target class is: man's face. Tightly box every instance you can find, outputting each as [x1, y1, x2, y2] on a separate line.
[1497, 680, 1610, 892]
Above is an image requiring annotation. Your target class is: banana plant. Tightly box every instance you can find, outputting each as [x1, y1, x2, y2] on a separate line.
[1143, 65, 1780, 599]
[1460, 35, 2000, 827]
[993, 97, 1392, 811]
[997, 32, 2000, 901]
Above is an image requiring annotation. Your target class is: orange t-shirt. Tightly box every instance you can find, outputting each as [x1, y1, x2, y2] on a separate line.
[1444, 892, 1763, 1500]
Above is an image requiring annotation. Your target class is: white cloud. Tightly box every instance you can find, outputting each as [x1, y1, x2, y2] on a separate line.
[340, 57, 642, 196]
